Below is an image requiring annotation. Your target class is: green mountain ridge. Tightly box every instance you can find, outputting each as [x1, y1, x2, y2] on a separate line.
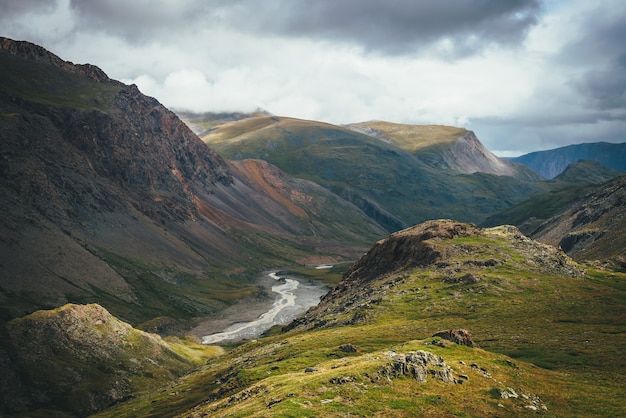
[202, 116, 543, 230]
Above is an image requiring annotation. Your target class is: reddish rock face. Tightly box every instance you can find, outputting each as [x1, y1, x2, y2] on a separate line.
[0, 37, 385, 322]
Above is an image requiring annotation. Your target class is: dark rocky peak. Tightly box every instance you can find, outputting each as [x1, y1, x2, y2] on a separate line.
[0, 36, 114, 84]
[342, 220, 481, 285]
[1, 40, 234, 225]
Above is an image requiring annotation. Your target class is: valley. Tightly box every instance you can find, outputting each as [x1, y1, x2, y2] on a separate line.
[197, 270, 329, 345]
[1, 37, 625, 417]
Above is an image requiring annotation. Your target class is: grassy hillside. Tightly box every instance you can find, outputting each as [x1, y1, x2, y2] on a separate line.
[94, 221, 626, 417]
[0, 303, 223, 416]
[203, 116, 542, 230]
[345, 121, 468, 152]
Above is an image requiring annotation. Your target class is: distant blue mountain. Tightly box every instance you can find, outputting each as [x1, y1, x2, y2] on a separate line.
[509, 142, 626, 179]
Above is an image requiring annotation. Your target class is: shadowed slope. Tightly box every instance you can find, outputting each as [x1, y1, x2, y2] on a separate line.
[0, 37, 384, 326]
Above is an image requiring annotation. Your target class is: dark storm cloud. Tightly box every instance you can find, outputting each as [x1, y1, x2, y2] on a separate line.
[561, 7, 626, 113]
[230, 0, 543, 57]
[578, 54, 626, 111]
[68, 0, 213, 42]
[1, 0, 55, 18]
[66, 0, 541, 57]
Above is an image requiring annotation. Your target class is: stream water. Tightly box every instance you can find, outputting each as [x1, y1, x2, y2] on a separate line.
[201, 271, 326, 345]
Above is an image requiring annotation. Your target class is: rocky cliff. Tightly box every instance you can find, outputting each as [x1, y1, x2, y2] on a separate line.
[287, 219, 585, 332]
[346, 121, 539, 179]
[0, 37, 384, 325]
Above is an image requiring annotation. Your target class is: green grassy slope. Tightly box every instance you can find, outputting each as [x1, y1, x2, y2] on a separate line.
[203, 116, 542, 230]
[1, 303, 222, 416]
[95, 221, 626, 417]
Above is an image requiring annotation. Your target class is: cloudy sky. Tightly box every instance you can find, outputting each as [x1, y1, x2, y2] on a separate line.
[3, 0, 625, 156]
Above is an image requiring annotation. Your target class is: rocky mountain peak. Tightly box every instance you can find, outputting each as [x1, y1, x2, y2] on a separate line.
[0, 36, 114, 83]
[449, 130, 516, 175]
[342, 219, 481, 285]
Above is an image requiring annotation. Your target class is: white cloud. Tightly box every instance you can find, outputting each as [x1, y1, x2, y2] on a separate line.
[2, 0, 625, 155]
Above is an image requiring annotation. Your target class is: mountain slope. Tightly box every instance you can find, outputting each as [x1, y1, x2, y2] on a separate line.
[96, 220, 626, 417]
[202, 116, 542, 230]
[530, 175, 626, 267]
[346, 121, 539, 180]
[0, 38, 385, 327]
[510, 141, 626, 179]
[0, 303, 221, 416]
[481, 160, 624, 234]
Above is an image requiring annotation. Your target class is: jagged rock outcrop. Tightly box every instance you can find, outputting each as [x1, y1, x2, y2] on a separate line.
[337, 220, 480, 286]
[432, 329, 475, 347]
[378, 350, 457, 384]
[286, 219, 585, 332]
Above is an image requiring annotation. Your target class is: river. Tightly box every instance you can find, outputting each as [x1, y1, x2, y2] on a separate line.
[201, 271, 327, 345]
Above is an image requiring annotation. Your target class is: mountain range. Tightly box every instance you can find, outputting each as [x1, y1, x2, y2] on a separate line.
[197, 115, 542, 230]
[509, 141, 626, 179]
[1, 37, 625, 417]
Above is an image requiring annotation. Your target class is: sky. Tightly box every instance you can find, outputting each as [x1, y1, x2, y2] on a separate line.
[2, 0, 625, 156]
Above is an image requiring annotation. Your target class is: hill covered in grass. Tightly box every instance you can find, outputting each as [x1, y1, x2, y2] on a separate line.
[94, 220, 626, 417]
[0, 303, 222, 416]
[202, 116, 542, 231]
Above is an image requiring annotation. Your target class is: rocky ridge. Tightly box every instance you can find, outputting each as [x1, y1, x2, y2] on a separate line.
[346, 121, 538, 179]
[0, 37, 115, 83]
[287, 219, 585, 331]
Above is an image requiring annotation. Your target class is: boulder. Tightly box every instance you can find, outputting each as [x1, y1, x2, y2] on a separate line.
[432, 329, 475, 347]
